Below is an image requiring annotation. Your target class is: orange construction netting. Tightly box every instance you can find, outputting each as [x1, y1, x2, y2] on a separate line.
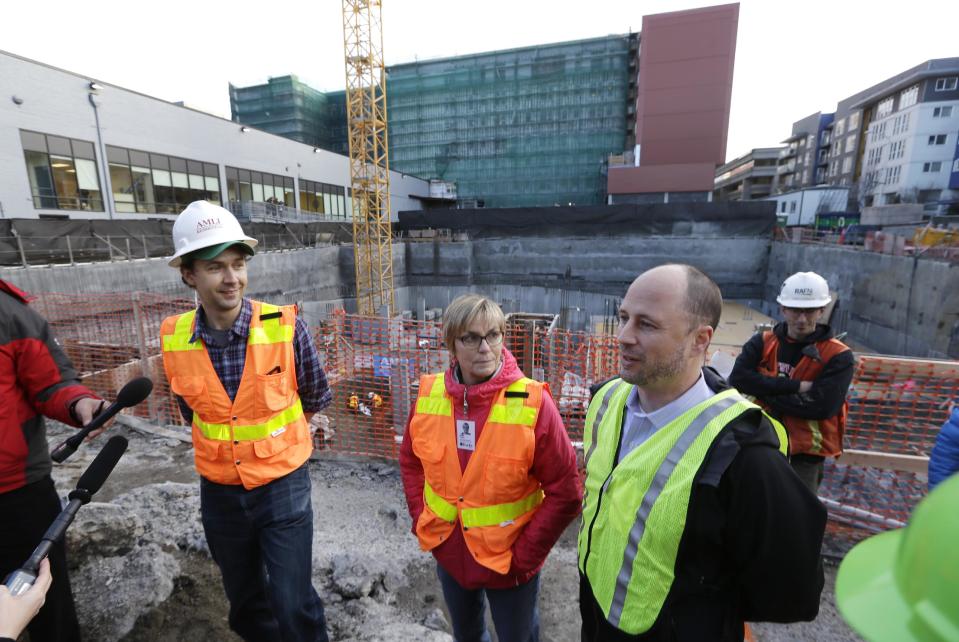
[33, 294, 958, 548]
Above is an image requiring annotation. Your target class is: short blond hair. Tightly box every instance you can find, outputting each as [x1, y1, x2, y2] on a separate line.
[442, 294, 506, 353]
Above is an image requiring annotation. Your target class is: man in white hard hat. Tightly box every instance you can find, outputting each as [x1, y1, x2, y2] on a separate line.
[730, 271, 854, 494]
[160, 201, 332, 641]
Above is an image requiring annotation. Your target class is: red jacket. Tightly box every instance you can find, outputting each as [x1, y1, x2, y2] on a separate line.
[400, 347, 582, 589]
[0, 280, 100, 494]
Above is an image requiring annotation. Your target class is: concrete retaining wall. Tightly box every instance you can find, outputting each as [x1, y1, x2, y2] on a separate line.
[403, 235, 769, 300]
[6, 235, 955, 359]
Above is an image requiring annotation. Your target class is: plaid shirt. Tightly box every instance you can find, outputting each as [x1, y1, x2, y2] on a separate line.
[176, 299, 332, 423]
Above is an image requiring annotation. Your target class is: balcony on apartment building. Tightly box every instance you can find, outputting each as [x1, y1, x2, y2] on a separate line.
[778, 146, 798, 160]
[777, 161, 797, 175]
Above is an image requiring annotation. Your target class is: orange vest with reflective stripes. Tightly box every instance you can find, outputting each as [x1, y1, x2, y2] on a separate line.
[160, 300, 311, 490]
[759, 331, 849, 457]
[410, 373, 546, 574]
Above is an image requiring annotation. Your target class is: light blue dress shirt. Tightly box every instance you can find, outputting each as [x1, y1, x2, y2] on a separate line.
[617, 372, 714, 463]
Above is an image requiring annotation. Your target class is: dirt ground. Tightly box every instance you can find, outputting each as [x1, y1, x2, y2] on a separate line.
[46, 420, 861, 642]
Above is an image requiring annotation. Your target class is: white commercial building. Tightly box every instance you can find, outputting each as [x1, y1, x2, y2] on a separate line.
[764, 186, 850, 226]
[0, 50, 429, 221]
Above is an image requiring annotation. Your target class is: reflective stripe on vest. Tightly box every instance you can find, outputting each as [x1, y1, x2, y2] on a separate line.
[416, 375, 453, 416]
[163, 305, 293, 352]
[578, 382, 756, 634]
[193, 398, 305, 441]
[162, 310, 204, 352]
[424, 480, 545, 528]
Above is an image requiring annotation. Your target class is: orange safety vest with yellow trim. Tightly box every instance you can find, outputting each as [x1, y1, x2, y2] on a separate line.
[410, 373, 546, 574]
[758, 330, 849, 457]
[160, 300, 311, 490]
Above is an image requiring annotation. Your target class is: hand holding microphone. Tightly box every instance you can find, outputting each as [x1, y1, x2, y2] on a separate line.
[51, 377, 153, 464]
[0, 558, 51, 640]
[5, 436, 128, 596]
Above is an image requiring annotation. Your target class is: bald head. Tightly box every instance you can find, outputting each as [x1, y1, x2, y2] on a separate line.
[629, 264, 722, 331]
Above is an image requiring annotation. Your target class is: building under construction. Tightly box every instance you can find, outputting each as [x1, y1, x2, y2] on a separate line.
[232, 3, 741, 209]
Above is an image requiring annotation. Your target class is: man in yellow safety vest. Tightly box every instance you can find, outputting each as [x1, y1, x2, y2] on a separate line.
[579, 264, 827, 641]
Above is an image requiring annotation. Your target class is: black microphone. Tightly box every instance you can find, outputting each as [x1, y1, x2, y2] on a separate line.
[51, 376, 152, 463]
[4, 436, 128, 596]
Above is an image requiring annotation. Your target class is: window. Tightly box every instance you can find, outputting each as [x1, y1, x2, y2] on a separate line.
[842, 157, 853, 174]
[888, 140, 905, 160]
[933, 105, 953, 118]
[107, 146, 219, 214]
[789, 201, 796, 213]
[780, 201, 786, 213]
[834, 118, 846, 136]
[845, 135, 857, 154]
[886, 166, 901, 184]
[226, 167, 294, 208]
[934, 77, 958, 91]
[848, 111, 861, 130]
[899, 84, 919, 110]
[923, 162, 943, 172]
[928, 134, 948, 145]
[876, 97, 894, 118]
[891, 113, 910, 136]
[19, 130, 103, 211]
[299, 179, 347, 217]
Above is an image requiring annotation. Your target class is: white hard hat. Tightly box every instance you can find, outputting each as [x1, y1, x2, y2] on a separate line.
[777, 272, 832, 308]
[167, 201, 258, 267]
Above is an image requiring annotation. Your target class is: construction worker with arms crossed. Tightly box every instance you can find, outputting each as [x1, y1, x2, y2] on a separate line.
[729, 271, 854, 495]
[160, 201, 331, 642]
[579, 264, 826, 641]
[400, 294, 582, 642]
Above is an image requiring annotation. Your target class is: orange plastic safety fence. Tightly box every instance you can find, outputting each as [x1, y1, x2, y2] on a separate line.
[32, 291, 193, 427]
[32, 296, 956, 549]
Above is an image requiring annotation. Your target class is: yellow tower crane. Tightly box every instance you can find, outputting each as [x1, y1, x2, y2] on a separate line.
[342, 0, 394, 316]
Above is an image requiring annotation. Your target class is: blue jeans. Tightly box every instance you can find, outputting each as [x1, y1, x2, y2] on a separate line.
[200, 464, 328, 642]
[436, 564, 540, 642]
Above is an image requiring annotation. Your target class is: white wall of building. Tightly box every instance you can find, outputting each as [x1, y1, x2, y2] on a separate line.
[0, 51, 428, 220]
[763, 187, 849, 226]
[860, 97, 958, 208]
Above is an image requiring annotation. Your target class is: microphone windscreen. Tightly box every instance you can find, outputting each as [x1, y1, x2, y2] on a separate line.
[115, 377, 153, 408]
[76, 436, 128, 496]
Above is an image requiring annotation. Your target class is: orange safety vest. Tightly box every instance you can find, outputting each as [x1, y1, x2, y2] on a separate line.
[160, 300, 311, 490]
[409, 373, 546, 574]
[758, 330, 849, 457]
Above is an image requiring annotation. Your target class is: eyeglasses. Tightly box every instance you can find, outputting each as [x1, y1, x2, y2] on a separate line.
[457, 330, 504, 349]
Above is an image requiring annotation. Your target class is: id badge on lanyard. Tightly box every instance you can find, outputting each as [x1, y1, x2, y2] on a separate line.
[456, 420, 476, 451]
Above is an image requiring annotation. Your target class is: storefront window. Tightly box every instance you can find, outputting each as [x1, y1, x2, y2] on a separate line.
[20, 130, 104, 211]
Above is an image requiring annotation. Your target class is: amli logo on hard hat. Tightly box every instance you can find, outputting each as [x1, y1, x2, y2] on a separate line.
[195, 217, 223, 234]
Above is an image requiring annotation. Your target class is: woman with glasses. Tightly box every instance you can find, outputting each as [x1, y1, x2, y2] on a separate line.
[400, 294, 581, 642]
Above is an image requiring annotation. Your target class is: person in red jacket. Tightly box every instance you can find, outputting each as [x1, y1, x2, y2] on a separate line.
[400, 294, 582, 642]
[0, 279, 110, 642]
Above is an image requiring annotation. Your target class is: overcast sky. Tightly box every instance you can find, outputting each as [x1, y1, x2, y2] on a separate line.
[2, 0, 956, 162]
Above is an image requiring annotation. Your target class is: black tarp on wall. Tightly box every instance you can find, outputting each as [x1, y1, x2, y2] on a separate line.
[396, 202, 777, 238]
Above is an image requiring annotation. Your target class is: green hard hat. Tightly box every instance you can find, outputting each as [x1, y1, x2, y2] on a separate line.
[835, 473, 959, 641]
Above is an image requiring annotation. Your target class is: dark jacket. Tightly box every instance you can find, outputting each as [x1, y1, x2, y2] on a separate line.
[581, 368, 826, 641]
[728, 322, 854, 421]
[0, 282, 100, 494]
